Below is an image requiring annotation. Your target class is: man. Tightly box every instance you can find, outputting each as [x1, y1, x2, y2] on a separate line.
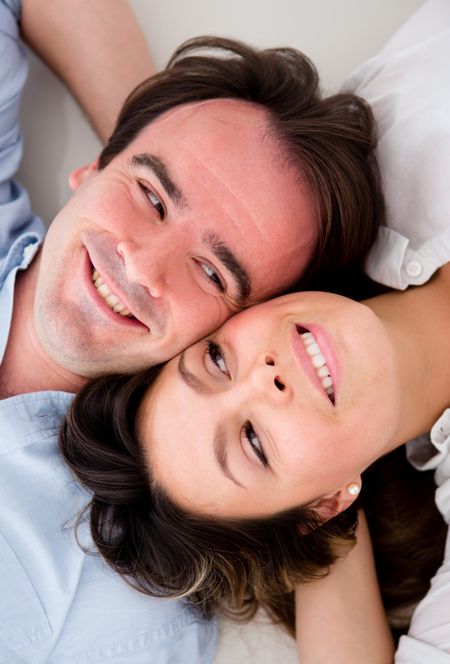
[0, 0, 382, 661]
[0, 1, 214, 662]
[1, 11, 384, 399]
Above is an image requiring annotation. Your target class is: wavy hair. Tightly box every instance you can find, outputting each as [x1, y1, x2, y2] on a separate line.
[60, 368, 358, 633]
[60, 366, 447, 638]
[98, 36, 384, 293]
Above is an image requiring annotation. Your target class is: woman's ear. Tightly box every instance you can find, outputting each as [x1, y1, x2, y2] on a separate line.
[68, 159, 99, 190]
[309, 477, 362, 523]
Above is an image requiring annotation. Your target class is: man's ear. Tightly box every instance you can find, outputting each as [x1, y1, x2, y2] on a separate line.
[68, 159, 99, 190]
[308, 477, 362, 524]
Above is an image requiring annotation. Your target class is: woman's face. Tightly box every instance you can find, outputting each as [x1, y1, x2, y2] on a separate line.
[138, 292, 403, 519]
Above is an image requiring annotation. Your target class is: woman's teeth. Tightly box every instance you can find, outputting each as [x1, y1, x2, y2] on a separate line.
[91, 269, 133, 317]
[299, 331, 335, 402]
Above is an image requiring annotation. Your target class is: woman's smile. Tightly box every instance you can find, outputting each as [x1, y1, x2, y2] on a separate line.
[138, 291, 402, 519]
[291, 325, 337, 404]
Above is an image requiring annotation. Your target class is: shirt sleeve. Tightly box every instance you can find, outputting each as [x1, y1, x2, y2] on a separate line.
[396, 413, 450, 662]
[341, 0, 450, 291]
[0, 0, 44, 261]
[395, 527, 450, 662]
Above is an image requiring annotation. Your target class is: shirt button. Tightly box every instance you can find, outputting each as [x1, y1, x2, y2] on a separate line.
[405, 260, 423, 278]
[22, 243, 35, 262]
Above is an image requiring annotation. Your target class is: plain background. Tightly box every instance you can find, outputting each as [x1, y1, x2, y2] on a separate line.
[18, 0, 423, 227]
[16, 2, 423, 661]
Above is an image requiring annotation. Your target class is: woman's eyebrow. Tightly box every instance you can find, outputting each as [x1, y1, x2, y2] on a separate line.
[177, 353, 245, 487]
[177, 352, 212, 395]
[214, 423, 245, 489]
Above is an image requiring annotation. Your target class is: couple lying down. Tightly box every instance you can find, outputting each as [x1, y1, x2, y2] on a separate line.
[60, 1, 450, 661]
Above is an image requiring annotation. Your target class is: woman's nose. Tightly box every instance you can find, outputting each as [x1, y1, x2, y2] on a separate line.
[249, 354, 290, 400]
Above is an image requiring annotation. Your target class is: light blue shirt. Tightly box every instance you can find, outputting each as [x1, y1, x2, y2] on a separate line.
[0, 1, 217, 662]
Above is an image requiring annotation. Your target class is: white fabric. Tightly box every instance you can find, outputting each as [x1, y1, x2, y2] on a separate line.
[343, 0, 450, 291]
[342, 1, 450, 660]
[394, 412, 450, 661]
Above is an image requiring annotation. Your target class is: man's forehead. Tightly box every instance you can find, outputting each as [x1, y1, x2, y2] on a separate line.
[142, 97, 270, 135]
[121, 98, 317, 299]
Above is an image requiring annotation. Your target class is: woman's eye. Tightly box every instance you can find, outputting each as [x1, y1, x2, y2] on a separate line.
[243, 422, 268, 468]
[206, 340, 229, 376]
[139, 182, 165, 220]
[199, 262, 225, 293]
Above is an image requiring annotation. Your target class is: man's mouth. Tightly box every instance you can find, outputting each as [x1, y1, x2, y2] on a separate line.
[296, 326, 335, 404]
[91, 268, 135, 319]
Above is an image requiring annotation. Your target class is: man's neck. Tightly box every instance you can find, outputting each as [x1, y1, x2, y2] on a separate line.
[0, 253, 86, 398]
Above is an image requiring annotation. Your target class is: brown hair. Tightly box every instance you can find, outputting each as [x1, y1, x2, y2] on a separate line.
[60, 369, 358, 630]
[60, 368, 447, 639]
[363, 446, 447, 641]
[98, 36, 384, 292]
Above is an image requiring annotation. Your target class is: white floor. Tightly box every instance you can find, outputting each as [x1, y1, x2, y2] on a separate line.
[213, 611, 297, 664]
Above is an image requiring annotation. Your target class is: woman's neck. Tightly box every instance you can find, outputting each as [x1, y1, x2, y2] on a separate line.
[365, 263, 450, 450]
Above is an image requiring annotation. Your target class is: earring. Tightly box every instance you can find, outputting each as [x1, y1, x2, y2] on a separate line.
[347, 483, 360, 497]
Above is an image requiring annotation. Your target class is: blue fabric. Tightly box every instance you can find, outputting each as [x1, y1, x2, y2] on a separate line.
[0, 2, 218, 662]
[0, 0, 45, 258]
[0, 392, 217, 664]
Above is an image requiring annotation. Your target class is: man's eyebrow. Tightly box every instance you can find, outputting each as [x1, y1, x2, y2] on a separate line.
[131, 153, 185, 206]
[178, 352, 212, 395]
[203, 231, 251, 303]
[215, 423, 245, 488]
[132, 153, 251, 302]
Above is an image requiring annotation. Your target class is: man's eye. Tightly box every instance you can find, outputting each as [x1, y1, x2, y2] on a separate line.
[243, 422, 268, 468]
[138, 182, 165, 220]
[199, 262, 225, 293]
[206, 340, 229, 376]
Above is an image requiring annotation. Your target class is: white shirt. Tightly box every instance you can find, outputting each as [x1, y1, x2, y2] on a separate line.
[343, 0, 450, 291]
[393, 413, 450, 662]
[342, 1, 450, 660]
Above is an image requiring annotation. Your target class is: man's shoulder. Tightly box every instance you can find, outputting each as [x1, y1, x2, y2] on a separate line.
[0, 389, 71, 450]
[0, 391, 218, 664]
[51, 562, 218, 664]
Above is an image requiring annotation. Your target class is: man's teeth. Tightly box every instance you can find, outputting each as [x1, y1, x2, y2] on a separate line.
[300, 331, 335, 400]
[91, 269, 132, 317]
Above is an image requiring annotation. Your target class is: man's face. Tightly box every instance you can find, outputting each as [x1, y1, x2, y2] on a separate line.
[36, 99, 318, 376]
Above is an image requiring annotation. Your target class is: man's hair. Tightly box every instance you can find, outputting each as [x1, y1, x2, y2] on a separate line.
[60, 369, 359, 635]
[98, 36, 384, 292]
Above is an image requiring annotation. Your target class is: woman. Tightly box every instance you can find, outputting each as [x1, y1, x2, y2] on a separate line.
[61, 258, 450, 659]
[60, 255, 450, 653]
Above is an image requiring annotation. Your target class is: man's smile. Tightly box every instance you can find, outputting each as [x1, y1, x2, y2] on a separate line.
[84, 248, 151, 331]
[79, 223, 172, 338]
[92, 268, 136, 318]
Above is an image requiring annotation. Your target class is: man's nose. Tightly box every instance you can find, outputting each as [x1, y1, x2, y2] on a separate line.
[116, 238, 173, 298]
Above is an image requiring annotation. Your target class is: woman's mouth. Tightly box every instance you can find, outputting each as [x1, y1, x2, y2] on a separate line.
[296, 326, 335, 404]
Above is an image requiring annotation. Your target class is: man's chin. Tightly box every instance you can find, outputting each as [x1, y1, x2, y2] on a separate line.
[39, 332, 157, 379]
